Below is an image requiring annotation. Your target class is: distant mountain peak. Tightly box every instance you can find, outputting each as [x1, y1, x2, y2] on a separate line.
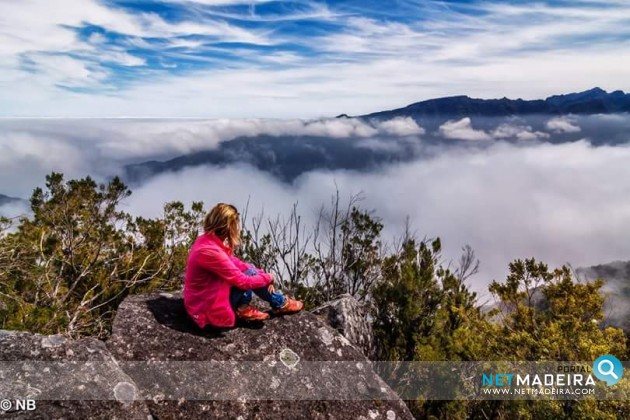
[546, 87, 608, 101]
[585, 86, 606, 94]
[360, 88, 630, 120]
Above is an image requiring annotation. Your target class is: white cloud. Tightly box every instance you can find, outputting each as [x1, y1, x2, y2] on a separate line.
[168, 0, 277, 5]
[175, 1, 337, 23]
[546, 116, 582, 133]
[0, 0, 272, 102]
[0, 132, 82, 168]
[91, 117, 420, 158]
[297, 118, 378, 138]
[26, 54, 109, 88]
[1, 117, 630, 297]
[123, 140, 630, 296]
[0, 117, 426, 196]
[0, 130, 90, 196]
[317, 17, 437, 55]
[0, 201, 30, 219]
[376, 117, 425, 136]
[491, 123, 550, 141]
[439, 118, 492, 141]
[1, 1, 630, 117]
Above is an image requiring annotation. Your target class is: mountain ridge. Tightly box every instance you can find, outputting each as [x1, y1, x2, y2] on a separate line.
[0, 193, 24, 206]
[359, 87, 630, 120]
[122, 87, 630, 184]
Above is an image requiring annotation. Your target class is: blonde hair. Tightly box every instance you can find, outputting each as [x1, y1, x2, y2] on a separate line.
[204, 203, 241, 250]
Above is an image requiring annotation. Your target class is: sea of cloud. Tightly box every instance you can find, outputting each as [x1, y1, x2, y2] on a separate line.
[1, 115, 629, 297]
[123, 139, 630, 298]
[0, 114, 607, 197]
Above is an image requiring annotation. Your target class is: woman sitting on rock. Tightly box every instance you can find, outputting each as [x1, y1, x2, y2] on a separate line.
[184, 203, 303, 327]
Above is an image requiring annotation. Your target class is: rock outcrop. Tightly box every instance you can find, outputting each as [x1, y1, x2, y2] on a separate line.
[0, 330, 150, 419]
[1, 293, 412, 419]
[312, 294, 374, 358]
[108, 292, 412, 419]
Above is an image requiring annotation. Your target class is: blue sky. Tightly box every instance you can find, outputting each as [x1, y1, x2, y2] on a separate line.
[1, 0, 629, 117]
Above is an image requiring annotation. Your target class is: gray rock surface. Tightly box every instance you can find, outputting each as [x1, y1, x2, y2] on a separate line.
[312, 294, 374, 358]
[107, 292, 413, 419]
[0, 293, 412, 419]
[0, 330, 150, 419]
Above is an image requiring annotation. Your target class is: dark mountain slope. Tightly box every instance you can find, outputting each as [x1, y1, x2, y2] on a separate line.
[361, 88, 630, 120]
[0, 193, 23, 206]
[123, 88, 630, 184]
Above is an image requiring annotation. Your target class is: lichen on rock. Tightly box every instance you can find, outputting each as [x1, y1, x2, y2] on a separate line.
[107, 292, 412, 419]
[312, 294, 374, 357]
[0, 293, 412, 419]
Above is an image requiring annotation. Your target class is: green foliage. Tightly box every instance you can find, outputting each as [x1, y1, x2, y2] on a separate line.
[372, 250, 628, 419]
[477, 259, 629, 420]
[0, 173, 202, 338]
[338, 207, 384, 300]
[372, 237, 492, 418]
[133, 200, 204, 291]
[373, 238, 444, 361]
[373, 237, 488, 362]
[488, 258, 626, 361]
[238, 229, 277, 273]
[238, 201, 385, 309]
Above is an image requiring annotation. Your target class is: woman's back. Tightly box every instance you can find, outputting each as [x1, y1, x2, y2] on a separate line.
[184, 232, 272, 328]
[184, 233, 232, 327]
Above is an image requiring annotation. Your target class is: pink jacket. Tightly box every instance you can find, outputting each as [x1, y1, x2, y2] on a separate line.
[183, 232, 272, 328]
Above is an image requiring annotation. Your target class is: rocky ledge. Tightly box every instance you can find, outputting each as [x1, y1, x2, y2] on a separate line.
[0, 330, 150, 419]
[1, 293, 412, 420]
[312, 294, 374, 358]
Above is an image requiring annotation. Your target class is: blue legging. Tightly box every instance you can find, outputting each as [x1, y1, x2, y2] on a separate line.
[230, 285, 286, 309]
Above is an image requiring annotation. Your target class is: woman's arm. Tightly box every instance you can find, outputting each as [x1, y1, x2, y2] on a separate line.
[197, 248, 272, 290]
[229, 255, 250, 272]
[230, 255, 264, 276]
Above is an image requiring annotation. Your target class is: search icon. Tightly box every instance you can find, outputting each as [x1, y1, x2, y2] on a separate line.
[593, 355, 623, 386]
[597, 360, 618, 379]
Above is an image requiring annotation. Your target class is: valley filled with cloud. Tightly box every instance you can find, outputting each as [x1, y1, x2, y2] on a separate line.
[2, 113, 629, 296]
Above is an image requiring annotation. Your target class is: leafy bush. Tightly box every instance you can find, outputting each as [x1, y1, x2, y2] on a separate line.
[0, 173, 202, 338]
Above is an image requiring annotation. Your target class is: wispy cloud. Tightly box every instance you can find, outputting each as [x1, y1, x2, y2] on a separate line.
[1, 1, 629, 117]
[491, 122, 550, 141]
[546, 116, 582, 133]
[439, 118, 492, 141]
[439, 118, 560, 142]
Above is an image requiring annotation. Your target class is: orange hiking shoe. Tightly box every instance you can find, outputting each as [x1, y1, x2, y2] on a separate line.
[272, 295, 304, 315]
[235, 305, 270, 321]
